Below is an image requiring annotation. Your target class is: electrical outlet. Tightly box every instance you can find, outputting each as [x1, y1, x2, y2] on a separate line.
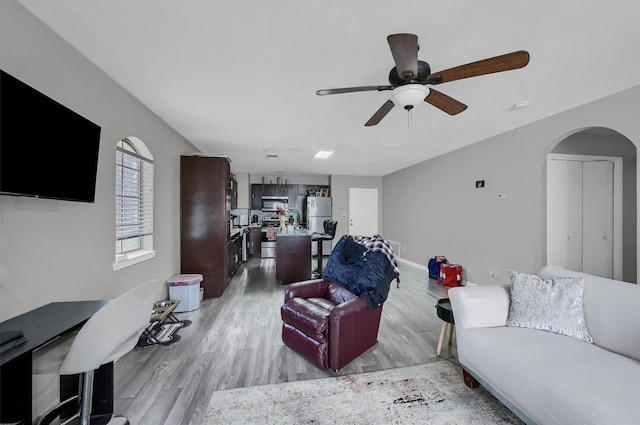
[497, 193, 508, 200]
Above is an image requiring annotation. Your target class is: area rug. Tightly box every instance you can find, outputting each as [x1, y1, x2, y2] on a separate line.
[205, 360, 524, 424]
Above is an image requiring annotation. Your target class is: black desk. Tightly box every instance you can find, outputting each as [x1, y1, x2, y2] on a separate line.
[0, 300, 110, 424]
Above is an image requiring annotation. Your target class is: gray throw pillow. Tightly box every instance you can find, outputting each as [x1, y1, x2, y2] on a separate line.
[506, 270, 593, 343]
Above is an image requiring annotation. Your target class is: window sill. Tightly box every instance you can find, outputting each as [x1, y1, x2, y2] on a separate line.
[113, 250, 156, 271]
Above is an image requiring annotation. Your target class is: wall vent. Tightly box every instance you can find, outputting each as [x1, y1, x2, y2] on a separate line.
[388, 240, 401, 258]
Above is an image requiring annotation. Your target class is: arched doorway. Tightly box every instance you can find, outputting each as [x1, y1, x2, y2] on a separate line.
[546, 127, 637, 282]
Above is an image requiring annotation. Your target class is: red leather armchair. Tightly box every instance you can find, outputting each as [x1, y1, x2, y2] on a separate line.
[281, 278, 383, 371]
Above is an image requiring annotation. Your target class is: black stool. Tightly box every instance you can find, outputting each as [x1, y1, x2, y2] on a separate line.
[311, 220, 337, 278]
[435, 298, 455, 356]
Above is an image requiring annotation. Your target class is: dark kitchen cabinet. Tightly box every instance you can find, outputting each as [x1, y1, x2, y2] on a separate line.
[298, 184, 330, 197]
[180, 155, 231, 298]
[250, 184, 262, 209]
[262, 184, 288, 196]
[228, 233, 242, 279]
[247, 227, 262, 257]
[276, 233, 312, 285]
[288, 185, 299, 206]
[230, 176, 238, 209]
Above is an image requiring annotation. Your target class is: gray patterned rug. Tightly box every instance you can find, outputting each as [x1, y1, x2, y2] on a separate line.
[205, 360, 524, 424]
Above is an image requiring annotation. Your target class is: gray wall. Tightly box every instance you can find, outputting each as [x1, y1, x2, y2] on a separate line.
[0, 1, 199, 321]
[382, 87, 640, 284]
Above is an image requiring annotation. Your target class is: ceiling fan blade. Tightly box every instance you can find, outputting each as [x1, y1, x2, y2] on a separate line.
[424, 89, 468, 115]
[316, 85, 392, 96]
[426, 50, 530, 84]
[365, 100, 395, 126]
[387, 33, 419, 80]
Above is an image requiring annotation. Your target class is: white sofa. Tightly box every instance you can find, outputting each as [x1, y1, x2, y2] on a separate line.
[448, 266, 640, 425]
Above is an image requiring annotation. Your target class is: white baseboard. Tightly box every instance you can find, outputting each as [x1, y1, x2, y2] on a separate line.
[397, 258, 478, 286]
[397, 257, 427, 271]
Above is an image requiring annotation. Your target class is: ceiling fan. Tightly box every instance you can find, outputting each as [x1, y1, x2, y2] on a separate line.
[316, 33, 530, 126]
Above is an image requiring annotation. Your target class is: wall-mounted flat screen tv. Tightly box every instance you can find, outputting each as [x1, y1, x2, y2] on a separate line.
[0, 70, 101, 203]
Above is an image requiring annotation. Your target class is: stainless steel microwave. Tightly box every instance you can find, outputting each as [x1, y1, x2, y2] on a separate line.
[261, 196, 288, 212]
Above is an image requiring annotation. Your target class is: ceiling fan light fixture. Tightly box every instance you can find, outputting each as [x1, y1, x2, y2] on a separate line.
[390, 85, 430, 110]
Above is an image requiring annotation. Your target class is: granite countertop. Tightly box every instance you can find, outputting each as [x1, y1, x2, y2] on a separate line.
[230, 227, 245, 237]
[276, 228, 313, 237]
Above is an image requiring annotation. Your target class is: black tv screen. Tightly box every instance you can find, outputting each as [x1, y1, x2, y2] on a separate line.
[1, 70, 101, 203]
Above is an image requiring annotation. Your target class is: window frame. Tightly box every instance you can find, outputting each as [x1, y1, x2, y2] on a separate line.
[113, 137, 155, 270]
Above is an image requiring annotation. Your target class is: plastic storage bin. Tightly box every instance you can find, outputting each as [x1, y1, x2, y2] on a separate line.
[167, 274, 203, 312]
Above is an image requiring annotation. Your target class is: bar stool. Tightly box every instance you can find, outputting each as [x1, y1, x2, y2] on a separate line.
[311, 220, 338, 278]
[435, 298, 455, 357]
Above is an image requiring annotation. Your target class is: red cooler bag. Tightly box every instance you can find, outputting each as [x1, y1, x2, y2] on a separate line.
[438, 263, 463, 287]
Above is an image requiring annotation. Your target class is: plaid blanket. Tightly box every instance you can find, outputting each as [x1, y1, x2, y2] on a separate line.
[352, 234, 401, 285]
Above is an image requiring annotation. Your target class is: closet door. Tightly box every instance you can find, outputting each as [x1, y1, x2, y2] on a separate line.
[582, 161, 614, 277]
[547, 159, 583, 271]
[547, 157, 614, 278]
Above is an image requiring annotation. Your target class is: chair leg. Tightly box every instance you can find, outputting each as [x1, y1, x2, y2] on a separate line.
[448, 324, 455, 345]
[312, 239, 325, 278]
[79, 370, 94, 425]
[317, 240, 324, 275]
[436, 322, 447, 356]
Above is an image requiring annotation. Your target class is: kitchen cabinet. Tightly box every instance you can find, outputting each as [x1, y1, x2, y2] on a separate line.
[230, 176, 238, 209]
[250, 184, 262, 209]
[252, 183, 331, 211]
[235, 172, 250, 209]
[228, 233, 242, 279]
[180, 155, 231, 298]
[298, 184, 330, 197]
[288, 185, 299, 206]
[247, 226, 262, 257]
[276, 231, 312, 285]
[262, 184, 288, 196]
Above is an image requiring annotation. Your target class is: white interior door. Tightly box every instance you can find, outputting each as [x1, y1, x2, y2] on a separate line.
[349, 188, 378, 236]
[582, 161, 614, 277]
[547, 159, 583, 271]
[547, 154, 620, 279]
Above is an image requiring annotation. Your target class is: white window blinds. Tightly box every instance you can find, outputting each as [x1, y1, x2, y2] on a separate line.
[116, 146, 153, 241]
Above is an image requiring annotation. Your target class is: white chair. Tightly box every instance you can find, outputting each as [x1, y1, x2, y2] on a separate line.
[33, 279, 162, 425]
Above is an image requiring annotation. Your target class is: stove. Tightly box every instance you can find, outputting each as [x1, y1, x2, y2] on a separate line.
[261, 217, 280, 227]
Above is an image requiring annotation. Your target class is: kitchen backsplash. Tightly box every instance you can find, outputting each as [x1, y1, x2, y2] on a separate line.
[231, 208, 303, 226]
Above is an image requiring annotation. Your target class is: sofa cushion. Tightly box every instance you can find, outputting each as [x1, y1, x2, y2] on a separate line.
[539, 266, 640, 362]
[458, 326, 640, 425]
[506, 270, 592, 343]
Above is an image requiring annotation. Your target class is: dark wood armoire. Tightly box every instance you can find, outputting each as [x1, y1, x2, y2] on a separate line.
[180, 155, 231, 298]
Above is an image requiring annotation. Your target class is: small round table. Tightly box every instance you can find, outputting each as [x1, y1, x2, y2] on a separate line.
[435, 298, 455, 357]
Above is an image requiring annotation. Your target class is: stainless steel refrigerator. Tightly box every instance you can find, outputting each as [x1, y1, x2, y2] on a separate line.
[307, 197, 332, 255]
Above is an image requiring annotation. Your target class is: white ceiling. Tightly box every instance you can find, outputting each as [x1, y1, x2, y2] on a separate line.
[17, 0, 640, 177]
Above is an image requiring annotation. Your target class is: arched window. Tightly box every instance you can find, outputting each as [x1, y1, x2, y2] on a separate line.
[114, 137, 155, 270]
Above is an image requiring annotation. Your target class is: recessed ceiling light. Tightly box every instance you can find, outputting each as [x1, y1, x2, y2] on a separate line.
[266, 154, 278, 160]
[314, 150, 334, 159]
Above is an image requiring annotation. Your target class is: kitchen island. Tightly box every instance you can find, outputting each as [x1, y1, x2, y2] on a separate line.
[276, 228, 312, 285]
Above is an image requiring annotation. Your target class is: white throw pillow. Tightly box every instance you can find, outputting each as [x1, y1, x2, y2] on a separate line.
[506, 270, 593, 343]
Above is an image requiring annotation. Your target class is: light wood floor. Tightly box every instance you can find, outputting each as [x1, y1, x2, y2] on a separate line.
[114, 258, 456, 425]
